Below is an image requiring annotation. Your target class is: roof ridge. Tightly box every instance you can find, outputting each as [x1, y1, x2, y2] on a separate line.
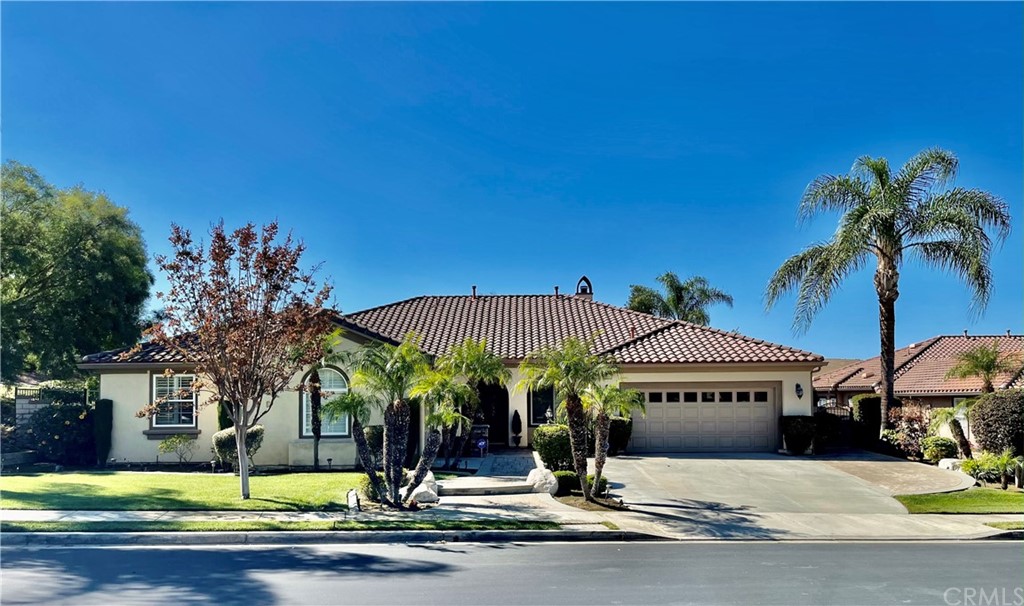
[892, 336, 943, 379]
[598, 321, 679, 356]
[343, 295, 427, 317]
[664, 319, 823, 359]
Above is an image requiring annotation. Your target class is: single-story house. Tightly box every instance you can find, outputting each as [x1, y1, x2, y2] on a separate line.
[79, 277, 824, 467]
[812, 333, 1024, 410]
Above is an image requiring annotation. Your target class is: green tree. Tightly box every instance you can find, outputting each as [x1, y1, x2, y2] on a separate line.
[627, 272, 733, 325]
[765, 149, 1010, 431]
[1, 161, 153, 380]
[928, 401, 973, 460]
[945, 341, 1018, 394]
[517, 337, 618, 501]
[407, 369, 474, 500]
[583, 384, 644, 496]
[436, 337, 511, 469]
[323, 390, 386, 500]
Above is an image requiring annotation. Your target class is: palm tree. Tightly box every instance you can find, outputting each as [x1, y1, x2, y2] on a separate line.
[342, 333, 430, 507]
[323, 390, 386, 502]
[407, 369, 474, 500]
[765, 148, 1010, 432]
[928, 401, 973, 459]
[517, 337, 618, 501]
[436, 337, 511, 469]
[627, 272, 733, 325]
[583, 385, 644, 497]
[945, 341, 1017, 394]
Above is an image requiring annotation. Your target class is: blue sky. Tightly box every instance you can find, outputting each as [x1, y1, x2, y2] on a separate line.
[3, 2, 1021, 359]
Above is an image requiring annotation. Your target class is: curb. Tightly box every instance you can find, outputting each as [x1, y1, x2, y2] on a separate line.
[0, 529, 665, 547]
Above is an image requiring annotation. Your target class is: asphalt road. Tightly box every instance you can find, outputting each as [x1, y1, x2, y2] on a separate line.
[1, 541, 1021, 605]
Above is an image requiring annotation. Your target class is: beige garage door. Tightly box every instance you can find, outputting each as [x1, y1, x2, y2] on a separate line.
[628, 386, 777, 453]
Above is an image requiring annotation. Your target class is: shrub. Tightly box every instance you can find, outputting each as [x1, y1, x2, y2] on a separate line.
[781, 416, 815, 455]
[357, 469, 409, 502]
[1, 398, 15, 426]
[26, 402, 95, 465]
[532, 424, 573, 471]
[921, 436, 958, 463]
[93, 398, 113, 466]
[608, 416, 633, 456]
[158, 433, 198, 464]
[881, 403, 929, 458]
[851, 394, 882, 445]
[216, 401, 234, 431]
[812, 408, 841, 453]
[212, 425, 265, 469]
[363, 425, 385, 470]
[970, 390, 1024, 456]
[960, 451, 1003, 483]
[552, 470, 609, 497]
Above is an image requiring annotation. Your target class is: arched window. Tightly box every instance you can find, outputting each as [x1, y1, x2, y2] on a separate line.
[302, 367, 350, 437]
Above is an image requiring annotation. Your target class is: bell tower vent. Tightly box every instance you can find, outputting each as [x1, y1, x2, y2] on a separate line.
[575, 275, 594, 301]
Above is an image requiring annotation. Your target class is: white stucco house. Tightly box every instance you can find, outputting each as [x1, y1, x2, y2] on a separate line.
[78, 277, 824, 467]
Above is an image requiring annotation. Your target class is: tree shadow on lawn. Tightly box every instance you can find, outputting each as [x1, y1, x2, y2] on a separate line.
[0, 484, 344, 512]
[1, 545, 454, 605]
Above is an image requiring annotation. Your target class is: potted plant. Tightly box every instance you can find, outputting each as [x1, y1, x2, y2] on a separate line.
[511, 410, 523, 447]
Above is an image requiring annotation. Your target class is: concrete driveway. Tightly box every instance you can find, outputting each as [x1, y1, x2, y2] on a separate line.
[597, 451, 982, 539]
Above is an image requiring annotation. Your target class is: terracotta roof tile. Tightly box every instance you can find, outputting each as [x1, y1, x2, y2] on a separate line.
[812, 335, 1024, 395]
[82, 294, 824, 367]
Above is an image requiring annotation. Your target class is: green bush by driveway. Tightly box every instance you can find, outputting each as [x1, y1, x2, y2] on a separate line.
[0, 471, 361, 511]
[895, 488, 1024, 514]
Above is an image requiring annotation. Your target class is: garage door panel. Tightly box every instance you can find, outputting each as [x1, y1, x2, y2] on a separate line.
[629, 385, 777, 453]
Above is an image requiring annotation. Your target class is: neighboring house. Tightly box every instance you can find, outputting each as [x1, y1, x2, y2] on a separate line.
[79, 277, 823, 467]
[812, 333, 1024, 410]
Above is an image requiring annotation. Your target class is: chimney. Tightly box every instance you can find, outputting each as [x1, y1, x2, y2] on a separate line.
[471, 285, 477, 300]
[629, 325, 636, 339]
[554, 286, 560, 297]
[575, 275, 594, 301]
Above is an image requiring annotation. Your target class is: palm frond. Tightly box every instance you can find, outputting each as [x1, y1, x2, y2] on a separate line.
[626, 284, 668, 317]
[891, 147, 958, 208]
[798, 174, 869, 222]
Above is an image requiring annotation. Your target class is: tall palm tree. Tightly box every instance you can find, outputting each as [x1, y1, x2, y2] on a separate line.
[323, 390, 385, 502]
[627, 272, 733, 325]
[436, 337, 511, 469]
[407, 369, 474, 500]
[517, 337, 618, 501]
[583, 384, 645, 497]
[343, 333, 430, 507]
[765, 148, 1010, 431]
[928, 401, 973, 459]
[945, 341, 1017, 393]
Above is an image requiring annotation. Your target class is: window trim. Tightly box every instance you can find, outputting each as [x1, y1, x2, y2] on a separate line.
[300, 366, 352, 439]
[151, 373, 198, 428]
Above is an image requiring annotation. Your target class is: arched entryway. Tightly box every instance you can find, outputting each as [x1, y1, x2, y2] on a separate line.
[478, 381, 510, 447]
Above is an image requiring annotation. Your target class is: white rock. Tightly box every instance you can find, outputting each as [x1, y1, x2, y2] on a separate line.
[528, 468, 558, 495]
[938, 458, 962, 471]
[409, 484, 439, 503]
[406, 469, 437, 493]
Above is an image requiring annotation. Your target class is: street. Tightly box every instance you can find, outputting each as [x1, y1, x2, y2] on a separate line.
[1, 541, 1021, 605]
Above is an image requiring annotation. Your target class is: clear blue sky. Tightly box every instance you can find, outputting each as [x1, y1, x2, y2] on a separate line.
[3, 2, 1021, 359]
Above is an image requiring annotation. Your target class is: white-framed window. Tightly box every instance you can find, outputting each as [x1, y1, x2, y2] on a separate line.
[303, 367, 350, 437]
[153, 374, 197, 427]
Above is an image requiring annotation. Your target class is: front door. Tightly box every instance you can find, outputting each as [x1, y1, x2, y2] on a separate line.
[479, 382, 510, 447]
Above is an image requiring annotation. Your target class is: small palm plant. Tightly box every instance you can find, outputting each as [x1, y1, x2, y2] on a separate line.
[945, 341, 1017, 394]
[407, 369, 474, 500]
[517, 337, 618, 501]
[583, 385, 644, 497]
[323, 390, 385, 502]
[928, 401, 974, 460]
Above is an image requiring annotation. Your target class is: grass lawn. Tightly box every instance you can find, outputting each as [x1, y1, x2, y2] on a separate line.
[896, 488, 1024, 514]
[0, 520, 559, 533]
[0, 471, 362, 511]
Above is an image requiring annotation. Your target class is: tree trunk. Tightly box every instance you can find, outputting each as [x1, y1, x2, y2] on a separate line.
[874, 259, 899, 438]
[351, 417, 386, 505]
[234, 404, 250, 499]
[948, 418, 973, 459]
[441, 425, 453, 469]
[448, 429, 469, 471]
[383, 399, 411, 508]
[404, 428, 441, 502]
[310, 368, 321, 471]
[564, 394, 593, 501]
[591, 411, 610, 498]
[1001, 471, 1009, 490]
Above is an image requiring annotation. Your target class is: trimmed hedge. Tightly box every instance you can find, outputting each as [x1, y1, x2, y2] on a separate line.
[532, 424, 573, 471]
[851, 394, 882, 445]
[552, 470, 609, 497]
[608, 416, 633, 456]
[217, 401, 234, 431]
[26, 402, 95, 465]
[212, 425, 265, 469]
[93, 399, 113, 466]
[781, 416, 815, 455]
[921, 436, 958, 463]
[970, 390, 1024, 456]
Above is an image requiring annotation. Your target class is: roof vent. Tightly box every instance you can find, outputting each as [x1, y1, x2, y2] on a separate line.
[472, 285, 477, 301]
[963, 329, 968, 337]
[554, 285, 560, 297]
[1008, 329, 1012, 336]
[575, 275, 593, 301]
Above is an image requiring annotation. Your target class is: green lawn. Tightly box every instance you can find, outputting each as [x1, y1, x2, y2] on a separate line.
[0, 520, 559, 533]
[896, 488, 1024, 514]
[986, 521, 1024, 531]
[0, 471, 362, 511]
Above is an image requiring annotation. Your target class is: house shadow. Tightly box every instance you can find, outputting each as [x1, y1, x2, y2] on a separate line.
[1, 545, 455, 604]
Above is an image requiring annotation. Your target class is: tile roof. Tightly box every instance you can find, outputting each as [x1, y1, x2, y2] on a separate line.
[81, 294, 824, 367]
[812, 335, 1024, 395]
[80, 336, 198, 365]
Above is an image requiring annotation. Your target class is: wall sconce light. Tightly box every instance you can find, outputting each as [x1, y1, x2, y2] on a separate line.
[545, 406, 554, 424]
[795, 384, 804, 399]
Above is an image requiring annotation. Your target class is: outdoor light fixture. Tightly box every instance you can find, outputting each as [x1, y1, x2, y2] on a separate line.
[545, 406, 554, 424]
[210, 460, 217, 473]
[795, 384, 804, 399]
[327, 458, 333, 470]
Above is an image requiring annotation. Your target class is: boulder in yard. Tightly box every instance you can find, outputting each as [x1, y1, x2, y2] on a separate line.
[527, 468, 558, 495]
